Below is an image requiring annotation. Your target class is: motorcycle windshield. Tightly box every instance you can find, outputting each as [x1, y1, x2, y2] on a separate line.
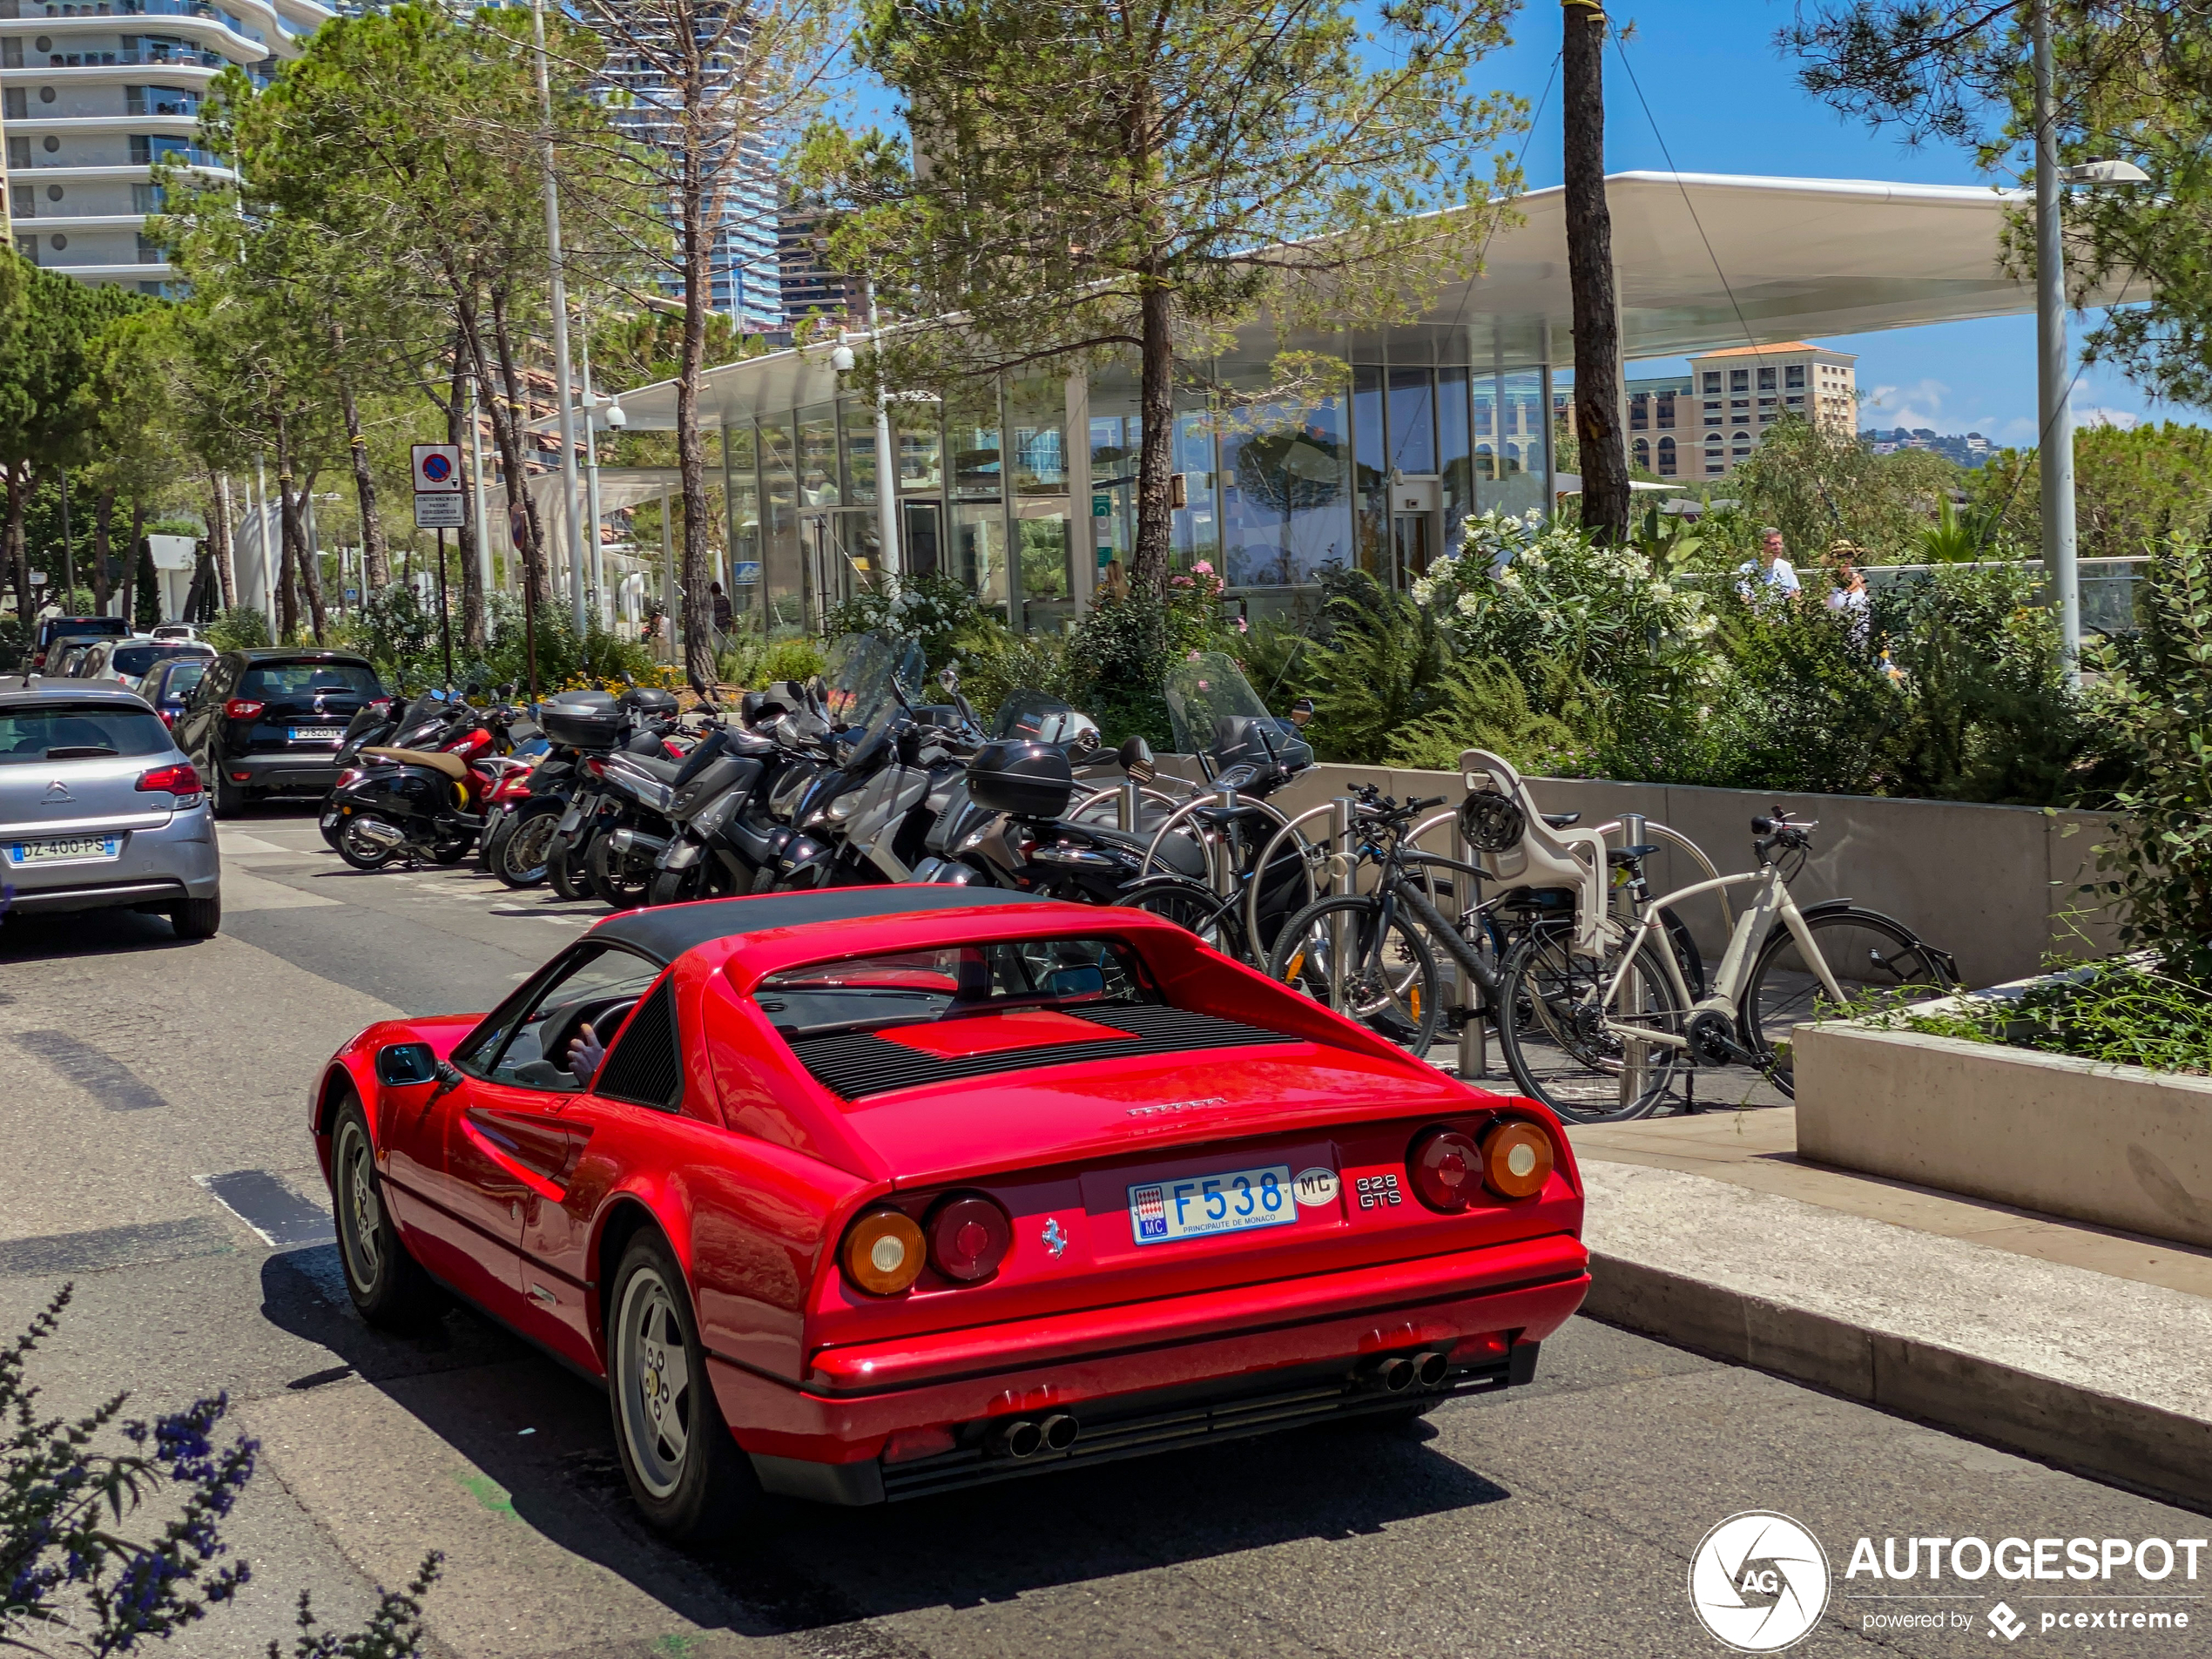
[823, 634, 925, 732]
[989, 688, 1078, 741]
[1164, 652, 1277, 757]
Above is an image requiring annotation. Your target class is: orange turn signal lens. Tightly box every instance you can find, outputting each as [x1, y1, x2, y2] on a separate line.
[841, 1207, 927, 1296]
[1481, 1121, 1554, 1200]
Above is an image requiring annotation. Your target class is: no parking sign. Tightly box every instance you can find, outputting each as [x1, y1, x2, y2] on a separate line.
[411, 444, 462, 493]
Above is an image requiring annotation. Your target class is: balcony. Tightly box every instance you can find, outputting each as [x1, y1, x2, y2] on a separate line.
[4, 49, 229, 68]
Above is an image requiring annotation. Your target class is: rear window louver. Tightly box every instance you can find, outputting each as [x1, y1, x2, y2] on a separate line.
[786, 1004, 1298, 1102]
[596, 980, 685, 1111]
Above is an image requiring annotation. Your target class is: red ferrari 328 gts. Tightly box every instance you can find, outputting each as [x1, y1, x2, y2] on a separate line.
[312, 888, 1590, 1538]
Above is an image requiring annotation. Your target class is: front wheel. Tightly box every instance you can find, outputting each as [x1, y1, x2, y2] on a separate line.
[212, 765, 244, 820]
[1120, 879, 1241, 957]
[1740, 909, 1959, 1098]
[589, 830, 656, 909]
[498, 806, 561, 890]
[170, 894, 221, 940]
[1265, 894, 1441, 1054]
[547, 828, 587, 900]
[330, 1096, 444, 1330]
[606, 1231, 759, 1541]
[1493, 927, 1689, 1123]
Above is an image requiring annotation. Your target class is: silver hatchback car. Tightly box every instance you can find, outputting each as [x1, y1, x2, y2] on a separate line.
[0, 679, 221, 938]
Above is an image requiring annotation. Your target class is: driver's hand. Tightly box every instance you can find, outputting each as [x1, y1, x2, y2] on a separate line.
[568, 1022, 605, 1084]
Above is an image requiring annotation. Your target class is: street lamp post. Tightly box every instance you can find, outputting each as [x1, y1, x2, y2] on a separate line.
[529, 0, 585, 634]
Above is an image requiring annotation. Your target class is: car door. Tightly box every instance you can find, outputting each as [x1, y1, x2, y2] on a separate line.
[416, 942, 667, 1329]
[177, 657, 232, 768]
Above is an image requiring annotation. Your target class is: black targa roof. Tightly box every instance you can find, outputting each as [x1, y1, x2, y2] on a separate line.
[590, 887, 1085, 965]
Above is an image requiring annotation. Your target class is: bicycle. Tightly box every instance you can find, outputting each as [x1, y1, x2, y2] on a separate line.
[1493, 808, 1959, 1121]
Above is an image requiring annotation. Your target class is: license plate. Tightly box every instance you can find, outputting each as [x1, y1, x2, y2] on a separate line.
[292, 726, 346, 741]
[1129, 1163, 1298, 1245]
[320, 811, 339, 828]
[8, 835, 122, 867]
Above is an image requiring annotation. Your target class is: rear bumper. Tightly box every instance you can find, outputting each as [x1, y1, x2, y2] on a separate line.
[710, 1230, 1588, 1504]
[225, 751, 343, 795]
[3, 807, 219, 912]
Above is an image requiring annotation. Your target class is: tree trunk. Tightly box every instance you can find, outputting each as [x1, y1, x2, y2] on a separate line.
[211, 469, 237, 609]
[293, 467, 328, 642]
[678, 157, 718, 695]
[57, 470, 75, 604]
[272, 421, 300, 641]
[338, 369, 390, 592]
[1130, 281, 1177, 598]
[92, 488, 113, 613]
[119, 496, 145, 630]
[476, 292, 550, 610]
[1561, 0, 1629, 545]
[5, 464, 30, 630]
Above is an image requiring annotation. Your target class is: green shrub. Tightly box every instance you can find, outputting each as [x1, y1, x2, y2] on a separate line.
[205, 605, 272, 651]
[2085, 537, 2212, 979]
[822, 573, 981, 675]
[713, 629, 826, 688]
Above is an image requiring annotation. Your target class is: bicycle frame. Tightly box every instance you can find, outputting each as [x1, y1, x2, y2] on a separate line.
[1595, 864, 1848, 1052]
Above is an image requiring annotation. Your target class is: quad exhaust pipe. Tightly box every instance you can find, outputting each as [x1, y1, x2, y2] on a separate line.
[988, 1413, 1081, 1460]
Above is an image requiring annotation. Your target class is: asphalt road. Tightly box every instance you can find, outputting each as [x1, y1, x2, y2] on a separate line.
[1, 808, 2202, 1659]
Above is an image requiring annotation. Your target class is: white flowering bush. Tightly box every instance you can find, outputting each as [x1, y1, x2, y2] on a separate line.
[1410, 509, 1718, 692]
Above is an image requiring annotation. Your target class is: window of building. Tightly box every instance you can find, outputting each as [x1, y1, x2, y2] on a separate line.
[1760, 413, 1777, 423]
[1731, 415, 1750, 426]
[1656, 394, 1675, 428]
[1757, 367, 1777, 391]
[1758, 396, 1776, 408]
[1730, 368, 1750, 392]
[1785, 395, 1804, 408]
[1658, 436, 1676, 475]
[1704, 400, 1721, 415]
[1702, 371, 1722, 394]
[1786, 366, 1806, 389]
[1633, 437, 1649, 468]
[1629, 393, 1648, 431]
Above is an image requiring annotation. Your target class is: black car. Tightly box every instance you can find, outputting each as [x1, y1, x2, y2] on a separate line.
[139, 655, 214, 730]
[174, 648, 386, 816]
[29, 615, 128, 672]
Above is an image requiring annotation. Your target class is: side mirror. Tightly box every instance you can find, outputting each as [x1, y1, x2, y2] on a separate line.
[1287, 697, 1315, 727]
[374, 1041, 439, 1086]
[1117, 734, 1156, 783]
[938, 664, 960, 694]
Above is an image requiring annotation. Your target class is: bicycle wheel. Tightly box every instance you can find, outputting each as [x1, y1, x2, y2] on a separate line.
[1265, 894, 1440, 1055]
[1121, 879, 1242, 957]
[1739, 908, 1959, 1098]
[1494, 926, 1688, 1123]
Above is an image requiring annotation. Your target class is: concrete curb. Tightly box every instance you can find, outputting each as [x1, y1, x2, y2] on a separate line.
[1581, 1250, 2212, 1517]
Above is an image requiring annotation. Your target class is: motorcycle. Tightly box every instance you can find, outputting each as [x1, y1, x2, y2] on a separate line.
[325, 706, 514, 871]
[643, 687, 806, 906]
[538, 685, 690, 901]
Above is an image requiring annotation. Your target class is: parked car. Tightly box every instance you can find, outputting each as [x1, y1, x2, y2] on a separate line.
[151, 624, 204, 643]
[76, 637, 216, 688]
[0, 680, 220, 937]
[49, 636, 116, 678]
[29, 615, 128, 672]
[138, 656, 213, 729]
[314, 888, 1586, 1539]
[173, 648, 385, 816]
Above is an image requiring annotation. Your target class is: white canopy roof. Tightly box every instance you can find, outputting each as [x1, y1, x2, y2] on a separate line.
[602, 171, 2147, 428]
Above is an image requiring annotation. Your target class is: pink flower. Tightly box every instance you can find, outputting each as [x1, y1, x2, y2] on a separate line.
[1191, 561, 1214, 577]
[1170, 575, 1192, 587]
[1235, 616, 1249, 633]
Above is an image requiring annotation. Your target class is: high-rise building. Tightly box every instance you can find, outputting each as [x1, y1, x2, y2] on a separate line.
[3, 0, 333, 290]
[1683, 341, 1858, 478]
[777, 191, 858, 328]
[591, 26, 783, 330]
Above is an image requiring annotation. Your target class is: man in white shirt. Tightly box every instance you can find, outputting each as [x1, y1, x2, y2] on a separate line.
[1737, 527, 1803, 604]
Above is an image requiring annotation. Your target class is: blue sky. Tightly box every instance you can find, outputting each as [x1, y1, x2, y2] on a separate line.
[1444, 1, 2188, 442]
[829, 0, 2192, 443]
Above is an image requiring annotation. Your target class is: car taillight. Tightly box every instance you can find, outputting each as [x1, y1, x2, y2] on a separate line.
[335, 768, 364, 789]
[1407, 1127, 1484, 1211]
[136, 761, 203, 800]
[926, 1194, 1011, 1283]
[225, 698, 266, 721]
[1480, 1121, 1554, 1200]
[840, 1207, 926, 1297]
[158, 709, 176, 727]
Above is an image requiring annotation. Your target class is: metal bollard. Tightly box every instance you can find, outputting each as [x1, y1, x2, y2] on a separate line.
[1213, 784, 1240, 899]
[1454, 803, 1487, 1080]
[1326, 797, 1355, 1013]
[1617, 810, 1649, 1106]
[1118, 779, 1141, 833]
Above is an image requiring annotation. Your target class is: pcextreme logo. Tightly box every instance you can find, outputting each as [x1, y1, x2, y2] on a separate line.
[1689, 1512, 1831, 1652]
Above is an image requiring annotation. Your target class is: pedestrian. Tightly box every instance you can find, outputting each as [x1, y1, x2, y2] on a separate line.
[709, 580, 732, 632]
[1823, 540, 1871, 644]
[1737, 527, 1803, 605]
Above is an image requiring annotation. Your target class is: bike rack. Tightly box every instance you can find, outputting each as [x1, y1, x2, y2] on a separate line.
[1241, 799, 1339, 963]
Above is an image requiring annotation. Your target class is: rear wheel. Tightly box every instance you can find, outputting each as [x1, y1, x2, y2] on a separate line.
[1740, 908, 1958, 1098]
[1494, 926, 1688, 1123]
[478, 810, 514, 873]
[1266, 894, 1440, 1054]
[169, 894, 221, 940]
[330, 1096, 443, 1330]
[607, 1231, 759, 1541]
[335, 814, 399, 872]
[547, 829, 587, 900]
[588, 831, 654, 909]
[1121, 879, 1240, 956]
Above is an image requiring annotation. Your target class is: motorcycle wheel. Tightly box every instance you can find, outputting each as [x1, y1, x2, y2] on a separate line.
[548, 831, 586, 900]
[335, 814, 400, 872]
[498, 808, 560, 890]
[319, 798, 346, 851]
[477, 811, 512, 874]
[587, 831, 654, 910]
[750, 862, 780, 895]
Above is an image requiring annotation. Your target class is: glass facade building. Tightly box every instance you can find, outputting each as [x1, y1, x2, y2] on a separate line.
[710, 342, 1552, 635]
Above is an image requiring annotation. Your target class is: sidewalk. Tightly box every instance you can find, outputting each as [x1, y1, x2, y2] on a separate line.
[1566, 1107, 2212, 1514]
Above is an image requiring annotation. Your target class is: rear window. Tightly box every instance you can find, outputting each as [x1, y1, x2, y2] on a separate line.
[0, 705, 172, 764]
[239, 662, 381, 700]
[754, 939, 1155, 1038]
[42, 618, 127, 646]
[156, 662, 208, 699]
[111, 644, 201, 677]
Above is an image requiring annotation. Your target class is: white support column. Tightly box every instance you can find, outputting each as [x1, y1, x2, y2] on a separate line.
[1539, 322, 1558, 520]
[1066, 369, 1093, 617]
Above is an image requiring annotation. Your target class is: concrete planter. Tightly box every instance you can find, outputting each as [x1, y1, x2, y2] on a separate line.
[1796, 1004, 2212, 1249]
